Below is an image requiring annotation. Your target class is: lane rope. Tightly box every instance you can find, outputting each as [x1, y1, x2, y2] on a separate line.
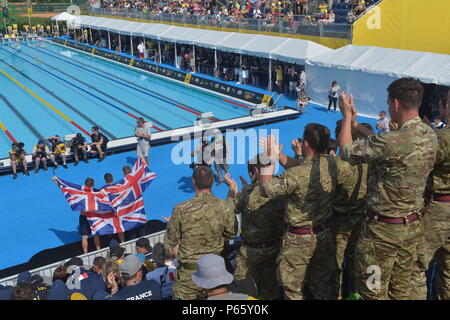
[0, 56, 118, 140]
[0, 68, 92, 137]
[8, 48, 171, 131]
[0, 46, 166, 132]
[0, 120, 17, 143]
[27, 41, 215, 120]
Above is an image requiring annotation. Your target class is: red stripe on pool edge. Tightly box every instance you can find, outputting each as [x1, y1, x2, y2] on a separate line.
[70, 121, 91, 137]
[4, 130, 17, 143]
[222, 98, 251, 109]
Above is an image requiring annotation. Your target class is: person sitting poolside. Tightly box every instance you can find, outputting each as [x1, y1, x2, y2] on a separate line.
[9, 142, 29, 179]
[89, 126, 109, 162]
[32, 140, 51, 174]
[46, 135, 68, 169]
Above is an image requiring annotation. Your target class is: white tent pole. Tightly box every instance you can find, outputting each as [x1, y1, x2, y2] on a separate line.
[214, 49, 217, 71]
[89, 27, 92, 44]
[142, 37, 146, 59]
[174, 42, 177, 68]
[107, 31, 111, 50]
[192, 45, 196, 73]
[119, 34, 121, 53]
[130, 36, 133, 56]
[268, 59, 272, 92]
[158, 41, 162, 64]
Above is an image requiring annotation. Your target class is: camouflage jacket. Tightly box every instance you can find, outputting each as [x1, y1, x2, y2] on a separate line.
[234, 183, 285, 244]
[333, 157, 368, 215]
[164, 192, 238, 264]
[264, 155, 337, 228]
[343, 117, 438, 218]
[430, 127, 450, 195]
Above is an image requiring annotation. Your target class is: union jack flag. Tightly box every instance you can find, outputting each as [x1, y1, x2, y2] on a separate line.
[54, 177, 114, 212]
[83, 198, 148, 235]
[104, 157, 157, 210]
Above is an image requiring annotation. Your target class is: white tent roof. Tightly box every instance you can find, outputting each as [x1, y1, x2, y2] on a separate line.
[75, 15, 332, 63]
[51, 12, 76, 22]
[271, 38, 332, 64]
[308, 45, 450, 86]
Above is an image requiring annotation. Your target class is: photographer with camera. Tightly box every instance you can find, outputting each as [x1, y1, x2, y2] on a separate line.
[135, 118, 151, 164]
[46, 135, 68, 169]
[9, 142, 29, 179]
[32, 140, 51, 174]
[70, 133, 89, 166]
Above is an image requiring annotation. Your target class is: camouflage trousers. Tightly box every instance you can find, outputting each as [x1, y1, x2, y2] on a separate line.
[410, 201, 450, 300]
[326, 213, 362, 299]
[354, 215, 423, 300]
[278, 229, 335, 300]
[172, 266, 203, 300]
[233, 244, 280, 300]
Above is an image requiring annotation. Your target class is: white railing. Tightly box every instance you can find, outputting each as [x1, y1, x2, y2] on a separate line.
[0, 230, 166, 287]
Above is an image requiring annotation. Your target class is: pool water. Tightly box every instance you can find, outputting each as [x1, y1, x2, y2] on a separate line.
[0, 40, 251, 154]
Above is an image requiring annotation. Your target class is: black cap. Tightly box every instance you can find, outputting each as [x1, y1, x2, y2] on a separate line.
[65, 257, 84, 267]
[110, 246, 125, 259]
[136, 238, 152, 251]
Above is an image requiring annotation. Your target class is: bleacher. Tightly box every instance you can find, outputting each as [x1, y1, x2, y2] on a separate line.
[332, 1, 354, 24]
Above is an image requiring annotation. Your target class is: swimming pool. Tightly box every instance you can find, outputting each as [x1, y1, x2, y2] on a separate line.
[0, 39, 254, 154]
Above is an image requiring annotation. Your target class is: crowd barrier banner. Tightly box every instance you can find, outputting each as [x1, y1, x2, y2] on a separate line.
[352, 0, 450, 55]
[52, 38, 272, 105]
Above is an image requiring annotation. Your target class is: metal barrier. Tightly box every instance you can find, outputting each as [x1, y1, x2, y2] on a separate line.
[0, 230, 166, 287]
[90, 8, 352, 40]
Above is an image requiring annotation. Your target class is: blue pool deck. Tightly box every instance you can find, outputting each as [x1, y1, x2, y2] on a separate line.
[0, 100, 377, 271]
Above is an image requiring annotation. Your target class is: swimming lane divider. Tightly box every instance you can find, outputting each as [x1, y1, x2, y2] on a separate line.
[0, 46, 164, 132]
[0, 68, 92, 137]
[0, 93, 47, 144]
[0, 119, 17, 143]
[0, 57, 117, 140]
[8, 50, 170, 132]
[26, 41, 220, 121]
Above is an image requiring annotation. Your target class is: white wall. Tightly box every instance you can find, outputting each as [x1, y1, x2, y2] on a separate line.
[306, 65, 397, 118]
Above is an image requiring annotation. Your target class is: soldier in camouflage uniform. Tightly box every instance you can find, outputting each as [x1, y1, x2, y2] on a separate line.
[164, 166, 238, 300]
[339, 78, 438, 300]
[225, 153, 285, 300]
[326, 120, 371, 300]
[259, 123, 337, 300]
[410, 90, 450, 300]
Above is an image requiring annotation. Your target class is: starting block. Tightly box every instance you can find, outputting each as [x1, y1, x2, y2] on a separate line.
[64, 134, 77, 149]
[250, 103, 267, 118]
[196, 112, 214, 127]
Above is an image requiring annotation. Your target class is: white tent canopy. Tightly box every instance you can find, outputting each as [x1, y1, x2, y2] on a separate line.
[51, 12, 76, 22]
[75, 15, 332, 63]
[308, 45, 450, 86]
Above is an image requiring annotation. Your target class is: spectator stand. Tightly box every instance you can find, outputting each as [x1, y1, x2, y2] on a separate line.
[0, 230, 166, 287]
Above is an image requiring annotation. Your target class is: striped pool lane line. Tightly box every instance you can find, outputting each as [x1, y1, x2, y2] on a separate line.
[0, 120, 17, 143]
[0, 68, 92, 137]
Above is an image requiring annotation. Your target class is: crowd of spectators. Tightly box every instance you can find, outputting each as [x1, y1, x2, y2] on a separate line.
[73, 28, 309, 96]
[92, 0, 376, 25]
[2, 81, 449, 300]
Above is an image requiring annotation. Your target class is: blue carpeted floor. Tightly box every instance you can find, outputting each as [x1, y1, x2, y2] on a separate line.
[0, 101, 377, 270]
